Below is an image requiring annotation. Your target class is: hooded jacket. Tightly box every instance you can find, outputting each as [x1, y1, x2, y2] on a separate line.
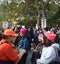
[37, 43, 60, 64]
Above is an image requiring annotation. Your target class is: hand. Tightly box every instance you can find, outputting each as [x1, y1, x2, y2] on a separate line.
[33, 49, 38, 52]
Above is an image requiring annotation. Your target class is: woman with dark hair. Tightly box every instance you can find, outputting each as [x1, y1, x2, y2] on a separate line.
[37, 30, 60, 64]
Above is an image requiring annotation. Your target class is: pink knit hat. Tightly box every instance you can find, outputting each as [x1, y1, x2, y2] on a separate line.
[44, 32, 56, 41]
[20, 28, 27, 35]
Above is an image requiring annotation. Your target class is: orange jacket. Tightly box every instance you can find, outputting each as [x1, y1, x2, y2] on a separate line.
[0, 39, 19, 62]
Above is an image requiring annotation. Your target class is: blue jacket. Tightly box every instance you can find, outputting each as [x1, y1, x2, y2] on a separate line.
[18, 37, 30, 52]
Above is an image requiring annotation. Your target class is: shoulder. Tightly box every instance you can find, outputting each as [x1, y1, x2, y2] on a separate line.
[0, 43, 13, 53]
[51, 43, 59, 47]
[2, 43, 12, 50]
[51, 43, 60, 50]
[43, 46, 55, 53]
[1, 43, 10, 47]
[42, 47, 56, 58]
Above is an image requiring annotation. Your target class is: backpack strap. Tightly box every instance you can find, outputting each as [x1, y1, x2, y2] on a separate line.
[52, 46, 59, 61]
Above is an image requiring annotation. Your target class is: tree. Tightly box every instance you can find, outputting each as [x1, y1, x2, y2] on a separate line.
[46, 2, 60, 26]
[1, 0, 60, 27]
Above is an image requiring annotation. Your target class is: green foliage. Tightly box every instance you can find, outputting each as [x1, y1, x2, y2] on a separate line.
[0, 0, 60, 27]
[5, 1, 18, 20]
[0, 4, 7, 21]
[46, 3, 60, 26]
[46, 3, 59, 19]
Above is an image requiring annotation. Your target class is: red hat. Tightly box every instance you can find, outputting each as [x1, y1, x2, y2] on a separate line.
[44, 32, 56, 41]
[20, 28, 27, 35]
[4, 29, 18, 36]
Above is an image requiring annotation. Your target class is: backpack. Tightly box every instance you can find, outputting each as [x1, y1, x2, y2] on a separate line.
[49, 45, 60, 64]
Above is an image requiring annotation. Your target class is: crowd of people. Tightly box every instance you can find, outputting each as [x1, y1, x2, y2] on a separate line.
[0, 25, 60, 64]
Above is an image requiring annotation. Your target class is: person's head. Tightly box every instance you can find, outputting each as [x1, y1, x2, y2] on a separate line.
[20, 28, 27, 37]
[3, 29, 18, 42]
[13, 26, 21, 34]
[43, 32, 56, 47]
[14, 27, 19, 33]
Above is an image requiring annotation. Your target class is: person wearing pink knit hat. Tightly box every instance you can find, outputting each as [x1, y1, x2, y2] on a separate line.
[17, 28, 30, 64]
[20, 28, 27, 35]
